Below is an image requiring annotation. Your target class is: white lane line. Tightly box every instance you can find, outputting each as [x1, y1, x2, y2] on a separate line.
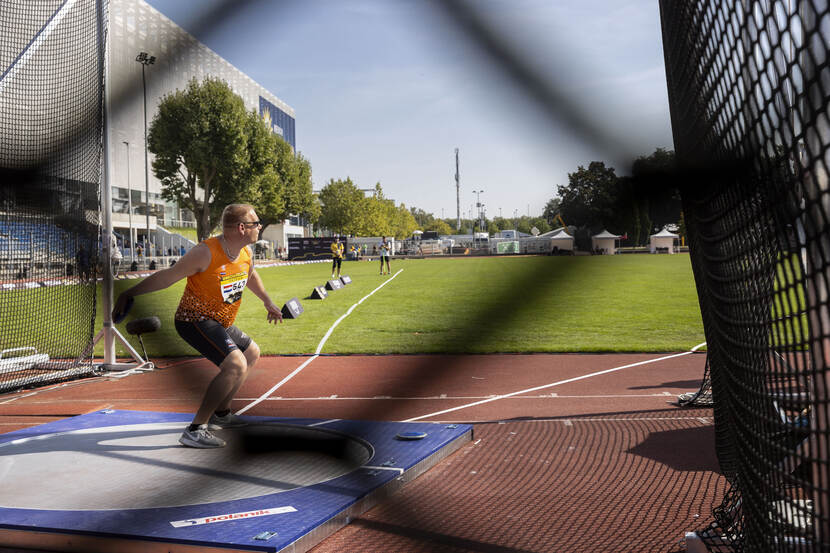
[236, 355, 319, 415]
[309, 419, 341, 427]
[0, 392, 37, 405]
[235, 392, 697, 401]
[314, 269, 403, 355]
[434, 416, 714, 424]
[362, 465, 405, 475]
[236, 270, 404, 415]
[402, 350, 696, 422]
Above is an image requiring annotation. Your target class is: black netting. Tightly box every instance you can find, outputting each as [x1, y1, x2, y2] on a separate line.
[660, 0, 830, 550]
[679, 354, 715, 407]
[0, 1, 105, 391]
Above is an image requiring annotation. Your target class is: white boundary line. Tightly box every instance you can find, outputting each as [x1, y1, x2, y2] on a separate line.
[237, 392, 690, 401]
[308, 419, 341, 427]
[438, 416, 713, 424]
[403, 343, 707, 422]
[236, 270, 404, 415]
[362, 465, 405, 475]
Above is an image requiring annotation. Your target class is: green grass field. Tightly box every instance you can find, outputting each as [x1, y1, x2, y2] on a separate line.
[164, 226, 198, 243]
[96, 254, 704, 357]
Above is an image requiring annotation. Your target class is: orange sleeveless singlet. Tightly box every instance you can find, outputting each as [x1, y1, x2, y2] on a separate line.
[174, 237, 252, 327]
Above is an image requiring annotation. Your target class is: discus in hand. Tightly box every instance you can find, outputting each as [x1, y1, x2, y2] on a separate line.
[112, 295, 134, 324]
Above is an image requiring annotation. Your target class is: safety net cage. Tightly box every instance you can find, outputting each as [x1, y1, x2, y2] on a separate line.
[0, 1, 106, 392]
[660, 0, 830, 550]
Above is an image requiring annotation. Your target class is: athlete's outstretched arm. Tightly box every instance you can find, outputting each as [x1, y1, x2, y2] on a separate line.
[246, 267, 283, 324]
[112, 244, 211, 318]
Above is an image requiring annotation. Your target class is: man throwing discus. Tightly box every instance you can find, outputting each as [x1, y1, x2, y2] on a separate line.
[113, 204, 283, 448]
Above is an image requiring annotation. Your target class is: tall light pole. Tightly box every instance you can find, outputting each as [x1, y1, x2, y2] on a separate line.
[473, 190, 484, 231]
[455, 148, 461, 231]
[136, 51, 155, 256]
[122, 141, 134, 263]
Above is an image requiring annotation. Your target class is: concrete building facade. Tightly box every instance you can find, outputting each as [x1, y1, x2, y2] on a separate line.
[107, 0, 298, 252]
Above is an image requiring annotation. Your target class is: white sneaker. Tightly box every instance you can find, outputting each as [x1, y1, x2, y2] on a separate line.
[179, 425, 226, 448]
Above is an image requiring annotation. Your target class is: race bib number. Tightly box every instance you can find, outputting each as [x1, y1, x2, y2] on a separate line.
[220, 273, 248, 304]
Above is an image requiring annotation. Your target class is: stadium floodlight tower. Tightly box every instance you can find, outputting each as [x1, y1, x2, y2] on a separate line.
[136, 51, 155, 257]
[474, 189, 484, 231]
[455, 148, 461, 230]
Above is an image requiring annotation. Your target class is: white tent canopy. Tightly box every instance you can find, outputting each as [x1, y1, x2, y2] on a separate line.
[514, 227, 574, 254]
[549, 229, 574, 251]
[538, 227, 564, 238]
[649, 228, 680, 254]
[591, 230, 620, 255]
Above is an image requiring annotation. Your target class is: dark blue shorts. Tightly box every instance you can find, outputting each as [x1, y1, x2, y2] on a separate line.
[174, 319, 252, 368]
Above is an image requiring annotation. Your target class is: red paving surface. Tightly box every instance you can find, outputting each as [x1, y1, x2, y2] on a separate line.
[0, 352, 723, 552]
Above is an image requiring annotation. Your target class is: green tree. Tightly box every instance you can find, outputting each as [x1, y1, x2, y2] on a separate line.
[516, 216, 533, 235]
[530, 217, 551, 234]
[318, 178, 365, 235]
[148, 77, 260, 242]
[491, 216, 511, 233]
[629, 148, 679, 235]
[557, 161, 619, 231]
[410, 207, 435, 228]
[241, 115, 284, 236]
[487, 218, 502, 235]
[542, 197, 561, 226]
[425, 219, 453, 235]
[389, 203, 419, 239]
[292, 152, 321, 224]
[360, 184, 393, 237]
[256, 136, 320, 236]
[278, 143, 319, 225]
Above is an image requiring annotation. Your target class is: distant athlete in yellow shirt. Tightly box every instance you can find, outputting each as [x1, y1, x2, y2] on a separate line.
[113, 204, 283, 449]
[331, 236, 344, 279]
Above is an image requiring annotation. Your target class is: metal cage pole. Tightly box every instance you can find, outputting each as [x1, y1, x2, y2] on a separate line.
[91, 0, 150, 372]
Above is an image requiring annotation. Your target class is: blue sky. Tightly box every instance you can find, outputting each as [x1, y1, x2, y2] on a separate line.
[145, 0, 673, 220]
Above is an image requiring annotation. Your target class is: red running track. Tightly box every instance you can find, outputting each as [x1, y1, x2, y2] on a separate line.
[0, 352, 722, 552]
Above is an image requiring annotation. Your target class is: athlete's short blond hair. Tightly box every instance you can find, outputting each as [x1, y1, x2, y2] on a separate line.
[221, 204, 256, 228]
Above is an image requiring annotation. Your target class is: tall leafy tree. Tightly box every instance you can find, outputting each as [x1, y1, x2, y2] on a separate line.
[360, 184, 393, 237]
[425, 219, 453, 235]
[542, 197, 561, 226]
[410, 207, 435, 228]
[629, 148, 680, 234]
[318, 177, 365, 235]
[557, 161, 619, 232]
[220, 108, 283, 235]
[290, 152, 320, 224]
[148, 77, 259, 242]
[257, 137, 319, 234]
[515, 216, 533, 235]
[389, 203, 418, 239]
[530, 217, 551, 234]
